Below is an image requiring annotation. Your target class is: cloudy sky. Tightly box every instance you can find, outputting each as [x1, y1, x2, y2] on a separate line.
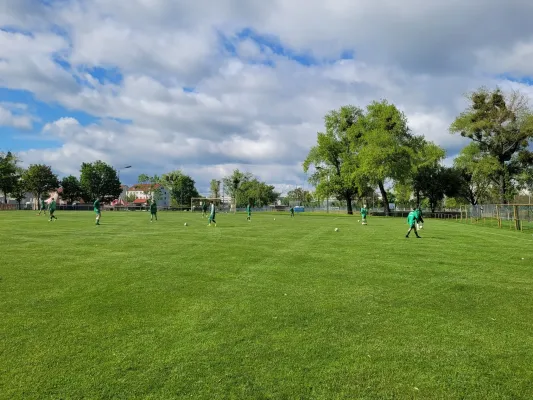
[1, 0, 533, 195]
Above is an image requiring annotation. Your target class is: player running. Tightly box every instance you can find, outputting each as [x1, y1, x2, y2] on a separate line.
[48, 199, 57, 221]
[247, 203, 251, 221]
[207, 201, 216, 227]
[202, 202, 208, 218]
[150, 200, 158, 222]
[94, 198, 101, 225]
[406, 208, 421, 238]
[290, 206, 294, 217]
[360, 204, 368, 225]
[37, 198, 47, 215]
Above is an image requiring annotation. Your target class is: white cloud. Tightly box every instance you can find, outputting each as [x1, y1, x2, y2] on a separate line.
[3, 0, 533, 192]
[476, 38, 533, 77]
[0, 30, 78, 99]
[0, 103, 33, 129]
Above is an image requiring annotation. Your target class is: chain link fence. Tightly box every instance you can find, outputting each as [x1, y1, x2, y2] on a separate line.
[455, 204, 533, 232]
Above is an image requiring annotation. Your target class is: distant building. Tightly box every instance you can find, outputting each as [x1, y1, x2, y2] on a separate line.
[0, 191, 35, 208]
[47, 188, 86, 205]
[119, 185, 129, 200]
[127, 184, 171, 207]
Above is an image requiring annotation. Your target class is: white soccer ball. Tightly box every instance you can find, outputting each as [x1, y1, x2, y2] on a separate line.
[184, 222, 188, 226]
[335, 228, 339, 232]
[274, 218, 276, 221]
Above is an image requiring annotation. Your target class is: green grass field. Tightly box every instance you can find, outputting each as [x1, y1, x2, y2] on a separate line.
[1, 211, 532, 399]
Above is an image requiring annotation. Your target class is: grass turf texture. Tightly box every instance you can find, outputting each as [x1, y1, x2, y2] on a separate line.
[1, 211, 532, 399]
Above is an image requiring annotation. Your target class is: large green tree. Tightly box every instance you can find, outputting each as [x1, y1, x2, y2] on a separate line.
[160, 170, 199, 207]
[450, 88, 533, 203]
[453, 143, 498, 205]
[210, 179, 221, 199]
[80, 161, 122, 203]
[60, 175, 84, 204]
[222, 169, 253, 212]
[0, 151, 18, 204]
[10, 172, 27, 209]
[413, 165, 461, 212]
[286, 187, 313, 205]
[393, 182, 414, 209]
[239, 179, 279, 207]
[517, 166, 533, 195]
[22, 164, 59, 207]
[350, 100, 415, 215]
[304, 105, 363, 214]
[409, 137, 447, 205]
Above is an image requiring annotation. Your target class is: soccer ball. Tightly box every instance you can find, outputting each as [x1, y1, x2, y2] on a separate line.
[184, 222, 188, 226]
[335, 228, 339, 232]
[274, 218, 276, 221]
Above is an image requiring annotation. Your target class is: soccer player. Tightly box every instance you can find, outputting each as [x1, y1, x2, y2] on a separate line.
[94, 198, 101, 225]
[406, 208, 421, 238]
[202, 202, 208, 218]
[247, 203, 251, 221]
[37, 198, 47, 215]
[150, 200, 158, 222]
[290, 206, 294, 217]
[360, 204, 368, 225]
[415, 207, 424, 230]
[48, 199, 57, 221]
[207, 201, 216, 227]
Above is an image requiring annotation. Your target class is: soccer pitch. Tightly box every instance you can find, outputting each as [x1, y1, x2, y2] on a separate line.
[1, 211, 532, 399]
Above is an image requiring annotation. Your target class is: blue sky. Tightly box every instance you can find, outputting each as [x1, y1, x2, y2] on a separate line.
[1, 0, 532, 192]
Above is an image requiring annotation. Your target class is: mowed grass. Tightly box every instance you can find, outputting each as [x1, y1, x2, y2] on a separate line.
[1, 211, 532, 400]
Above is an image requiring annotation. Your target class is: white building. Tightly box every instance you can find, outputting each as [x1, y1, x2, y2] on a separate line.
[127, 184, 171, 207]
[0, 191, 36, 209]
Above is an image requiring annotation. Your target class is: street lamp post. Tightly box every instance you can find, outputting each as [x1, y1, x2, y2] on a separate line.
[117, 165, 132, 182]
[116, 166, 131, 205]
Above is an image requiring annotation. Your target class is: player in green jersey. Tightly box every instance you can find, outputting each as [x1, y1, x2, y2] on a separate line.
[94, 199, 101, 225]
[246, 203, 251, 221]
[48, 199, 57, 221]
[360, 205, 368, 225]
[150, 200, 158, 222]
[406, 208, 421, 238]
[207, 201, 216, 226]
[37, 198, 47, 215]
[415, 207, 424, 230]
[290, 207, 294, 217]
[202, 202, 208, 218]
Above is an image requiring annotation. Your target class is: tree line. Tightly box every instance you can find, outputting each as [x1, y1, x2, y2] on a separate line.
[0, 159, 125, 207]
[2, 87, 531, 212]
[0, 156, 280, 209]
[304, 87, 533, 214]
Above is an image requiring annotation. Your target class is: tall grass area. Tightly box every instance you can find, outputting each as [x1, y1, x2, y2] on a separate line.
[1, 211, 532, 399]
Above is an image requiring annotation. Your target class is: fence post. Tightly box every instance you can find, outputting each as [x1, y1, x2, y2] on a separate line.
[513, 205, 520, 231]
